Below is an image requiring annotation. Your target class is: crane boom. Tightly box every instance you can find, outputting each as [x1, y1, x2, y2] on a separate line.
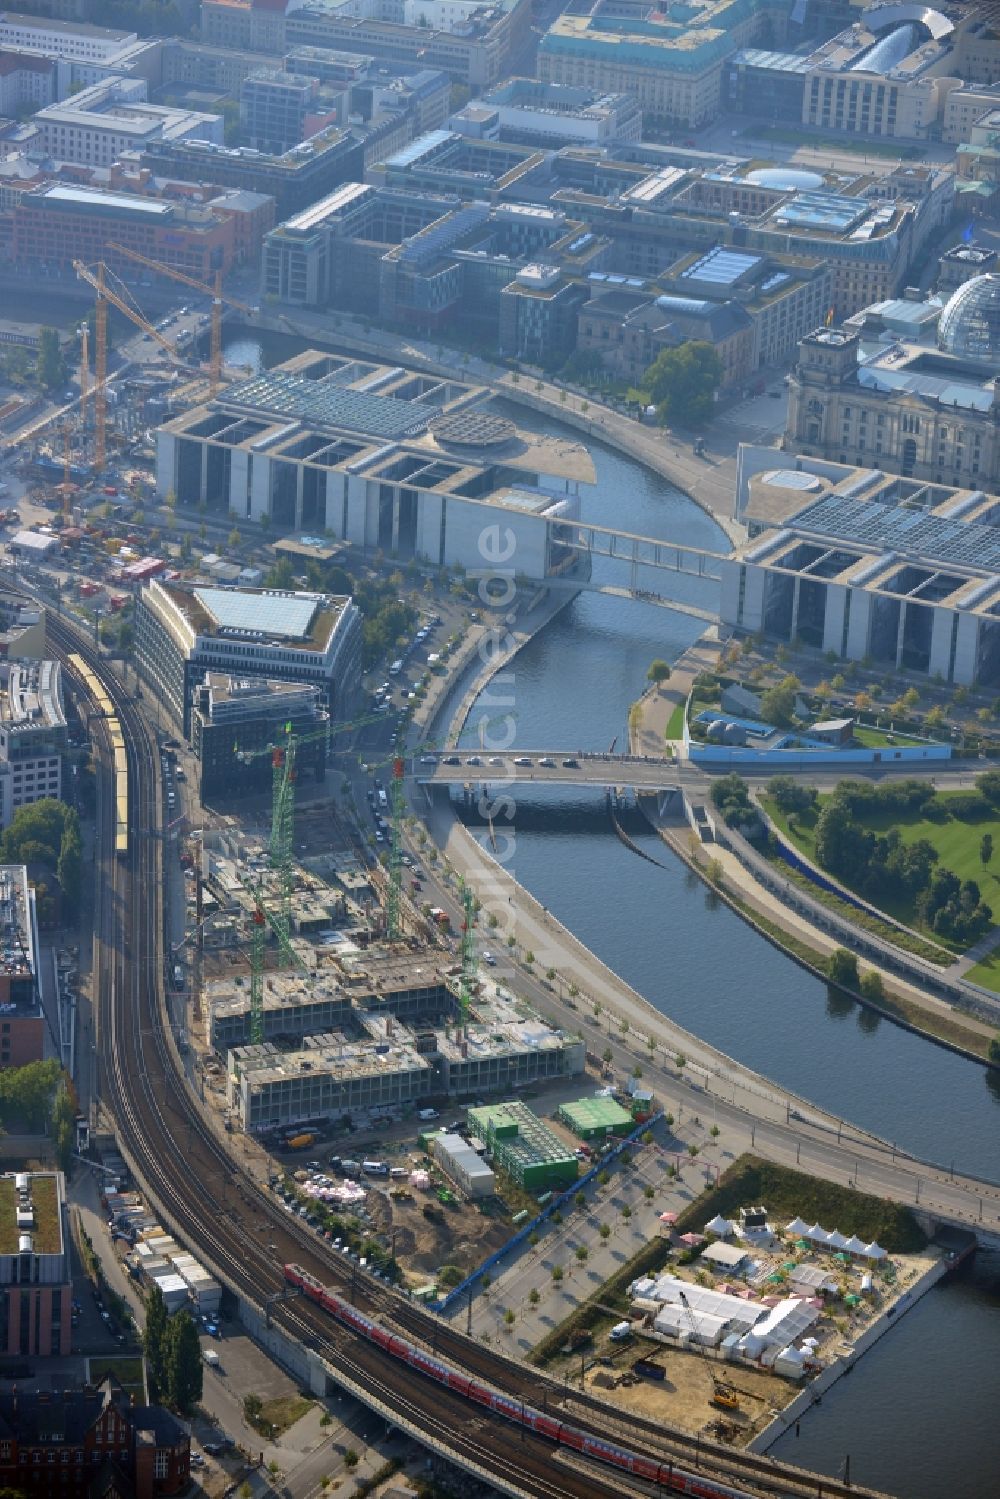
[106, 241, 252, 389]
[73, 259, 180, 473]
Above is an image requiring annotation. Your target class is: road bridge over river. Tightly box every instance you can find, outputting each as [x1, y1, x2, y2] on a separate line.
[416, 750, 693, 792]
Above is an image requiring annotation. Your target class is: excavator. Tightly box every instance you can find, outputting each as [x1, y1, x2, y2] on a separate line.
[676, 1289, 740, 1411]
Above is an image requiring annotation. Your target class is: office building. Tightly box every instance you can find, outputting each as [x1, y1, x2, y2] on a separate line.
[0, 1171, 71, 1357]
[154, 352, 593, 582]
[0, 50, 55, 115]
[785, 300, 1000, 488]
[12, 183, 237, 280]
[0, 592, 45, 661]
[32, 78, 222, 168]
[460, 78, 642, 149]
[548, 152, 953, 320]
[134, 580, 361, 734]
[191, 674, 329, 800]
[0, 865, 42, 1070]
[724, 450, 1000, 686]
[241, 68, 321, 152]
[0, 659, 66, 828]
[538, 0, 781, 128]
[0, 13, 137, 63]
[728, 7, 960, 141]
[141, 120, 366, 219]
[577, 244, 830, 387]
[201, 0, 532, 91]
[0, 1372, 189, 1493]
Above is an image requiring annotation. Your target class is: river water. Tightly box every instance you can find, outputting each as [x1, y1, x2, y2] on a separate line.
[226, 329, 999, 1497]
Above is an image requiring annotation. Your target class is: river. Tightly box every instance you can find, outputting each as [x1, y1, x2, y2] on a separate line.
[225, 328, 999, 1497]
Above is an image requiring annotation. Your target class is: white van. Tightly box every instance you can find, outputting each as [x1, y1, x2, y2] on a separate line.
[389, 659, 403, 675]
[203, 1349, 221, 1368]
[417, 1108, 439, 1120]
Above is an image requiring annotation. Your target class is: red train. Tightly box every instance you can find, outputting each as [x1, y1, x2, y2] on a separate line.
[284, 1264, 753, 1498]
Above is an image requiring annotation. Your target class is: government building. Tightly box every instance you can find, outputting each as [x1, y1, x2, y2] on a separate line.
[785, 275, 1000, 490]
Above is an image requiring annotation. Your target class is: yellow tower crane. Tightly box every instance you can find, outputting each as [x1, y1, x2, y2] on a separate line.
[106, 242, 253, 391]
[79, 324, 90, 437]
[72, 260, 179, 474]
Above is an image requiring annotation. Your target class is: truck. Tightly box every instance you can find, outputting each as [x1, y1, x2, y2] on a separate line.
[202, 1350, 221, 1369]
[285, 1132, 316, 1151]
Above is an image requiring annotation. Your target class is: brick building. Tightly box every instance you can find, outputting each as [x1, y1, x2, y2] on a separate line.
[0, 1374, 188, 1496]
[12, 184, 236, 280]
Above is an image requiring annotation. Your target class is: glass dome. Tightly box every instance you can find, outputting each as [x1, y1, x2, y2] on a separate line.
[937, 274, 1000, 364]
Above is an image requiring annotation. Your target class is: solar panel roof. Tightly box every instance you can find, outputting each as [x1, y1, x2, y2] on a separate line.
[194, 587, 319, 639]
[792, 494, 1000, 573]
[223, 373, 436, 440]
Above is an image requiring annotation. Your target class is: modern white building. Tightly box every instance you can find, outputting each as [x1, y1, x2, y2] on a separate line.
[155, 352, 593, 581]
[0, 13, 137, 63]
[32, 76, 222, 167]
[134, 581, 361, 734]
[725, 450, 1000, 688]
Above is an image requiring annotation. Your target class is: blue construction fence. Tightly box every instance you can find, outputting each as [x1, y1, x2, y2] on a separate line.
[430, 1110, 665, 1315]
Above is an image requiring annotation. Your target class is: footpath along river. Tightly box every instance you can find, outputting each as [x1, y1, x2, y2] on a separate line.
[227, 330, 999, 1497]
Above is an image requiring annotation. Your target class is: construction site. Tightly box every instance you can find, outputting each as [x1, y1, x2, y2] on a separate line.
[4, 246, 252, 528]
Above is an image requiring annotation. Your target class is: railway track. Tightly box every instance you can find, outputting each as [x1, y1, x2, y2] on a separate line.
[49, 611, 888, 1499]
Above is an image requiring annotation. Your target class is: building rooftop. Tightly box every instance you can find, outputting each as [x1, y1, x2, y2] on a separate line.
[224, 371, 435, 440]
[0, 12, 133, 41]
[31, 183, 172, 218]
[0, 1172, 62, 1256]
[150, 581, 349, 654]
[788, 491, 1000, 575]
[2, 659, 64, 734]
[0, 864, 35, 984]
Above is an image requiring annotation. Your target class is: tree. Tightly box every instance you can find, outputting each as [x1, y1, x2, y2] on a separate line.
[57, 825, 82, 919]
[528, 1287, 540, 1307]
[760, 675, 800, 728]
[647, 659, 671, 686]
[599, 1222, 611, 1242]
[768, 776, 818, 817]
[575, 1246, 588, 1264]
[51, 1079, 75, 1172]
[828, 947, 860, 990]
[228, 527, 241, 549]
[503, 1308, 515, 1328]
[621, 1205, 632, 1223]
[982, 832, 994, 869]
[164, 1310, 202, 1413]
[143, 1284, 168, 1399]
[243, 1393, 263, 1424]
[551, 1264, 563, 1283]
[641, 341, 721, 427]
[36, 328, 65, 391]
[574, 1190, 586, 1210]
[860, 970, 884, 1002]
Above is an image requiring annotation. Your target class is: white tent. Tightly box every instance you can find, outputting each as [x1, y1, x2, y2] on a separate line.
[826, 1230, 848, 1250]
[785, 1216, 809, 1237]
[863, 1241, 888, 1261]
[705, 1214, 736, 1237]
[806, 1223, 826, 1240]
[843, 1234, 866, 1255]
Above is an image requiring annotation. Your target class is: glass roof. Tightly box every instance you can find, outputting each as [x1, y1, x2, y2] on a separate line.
[193, 587, 320, 639]
[792, 495, 1000, 573]
[680, 247, 761, 285]
[223, 373, 435, 440]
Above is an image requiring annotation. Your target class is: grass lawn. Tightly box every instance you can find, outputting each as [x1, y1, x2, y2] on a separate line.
[763, 791, 1000, 953]
[255, 1395, 314, 1438]
[665, 701, 686, 740]
[964, 946, 1000, 993]
[88, 1356, 145, 1401]
[852, 725, 929, 749]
